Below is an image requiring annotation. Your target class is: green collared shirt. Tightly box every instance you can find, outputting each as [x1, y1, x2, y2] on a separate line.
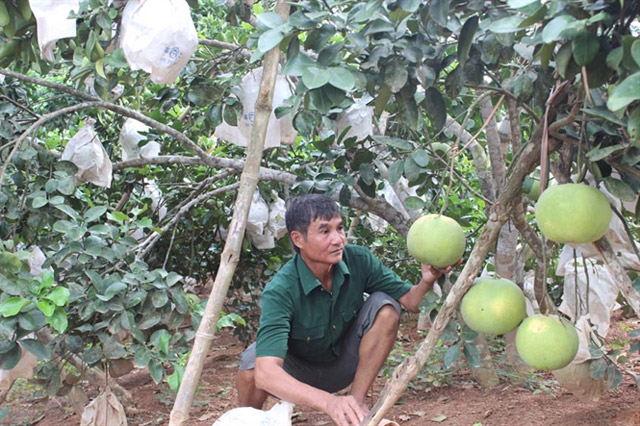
[255, 244, 413, 363]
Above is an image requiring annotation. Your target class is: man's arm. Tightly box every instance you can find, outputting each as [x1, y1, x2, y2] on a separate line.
[255, 356, 366, 426]
[398, 263, 454, 312]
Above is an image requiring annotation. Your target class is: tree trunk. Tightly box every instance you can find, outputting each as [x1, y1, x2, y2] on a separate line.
[363, 125, 543, 426]
[168, 2, 290, 424]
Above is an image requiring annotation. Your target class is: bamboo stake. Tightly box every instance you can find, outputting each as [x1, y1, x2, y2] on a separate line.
[168, 2, 290, 424]
[363, 125, 544, 426]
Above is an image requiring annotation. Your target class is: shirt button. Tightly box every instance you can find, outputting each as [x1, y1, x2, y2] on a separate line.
[307, 336, 311, 342]
[332, 325, 336, 329]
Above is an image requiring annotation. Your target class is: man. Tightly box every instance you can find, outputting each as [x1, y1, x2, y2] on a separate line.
[236, 194, 456, 426]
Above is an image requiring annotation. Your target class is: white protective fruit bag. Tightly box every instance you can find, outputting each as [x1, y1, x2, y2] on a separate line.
[214, 67, 297, 149]
[212, 401, 293, 426]
[61, 122, 113, 188]
[29, 0, 80, 62]
[120, 0, 198, 84]
[118, 118, 160, 161]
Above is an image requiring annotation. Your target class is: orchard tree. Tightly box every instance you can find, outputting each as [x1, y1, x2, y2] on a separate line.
[0, 0, 639, 424]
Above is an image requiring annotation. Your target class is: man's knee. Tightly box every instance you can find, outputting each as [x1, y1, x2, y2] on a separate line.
[372, 304, 400, 334]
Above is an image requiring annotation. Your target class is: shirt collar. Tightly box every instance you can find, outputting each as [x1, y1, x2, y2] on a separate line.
[296, 253, 351, 296]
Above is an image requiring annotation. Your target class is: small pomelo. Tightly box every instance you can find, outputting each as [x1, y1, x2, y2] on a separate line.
[535, 183, 611, 244]
[460, 277, 526, 335]
[430, 142, 451, 169]
[515, 314, 579, 371]
[406, 214, 465, 268]
[522, 176, 541, 201]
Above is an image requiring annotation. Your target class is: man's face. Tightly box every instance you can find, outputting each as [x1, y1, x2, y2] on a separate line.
[293, 215, 346, 265]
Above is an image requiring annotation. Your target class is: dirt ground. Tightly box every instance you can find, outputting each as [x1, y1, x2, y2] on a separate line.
[2, 312, 640, 426]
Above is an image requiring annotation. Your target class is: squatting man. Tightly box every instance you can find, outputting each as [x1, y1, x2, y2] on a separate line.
[236, 194, 459, 426]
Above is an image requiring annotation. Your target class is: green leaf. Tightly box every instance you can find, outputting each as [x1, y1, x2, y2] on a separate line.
[46, 286, 70, 307]
[586, 144, 625, 162]
[257, 12, 284, 28]
[37, 300, 56, 317]
[384, 60, 408, 93]
[628, 106, 640, 145]
[412, 149, 430, 167]
[98, 282, 128, 301]
[463, 341, 480, 367]
[151, 291, 169, 308]
[604, 177, 636, 202]
[166, 364, 185, 392]
[151, 329, 171, 355]
[257, 28, 284, 53]
[507, 0, 539, 9]
[372, 136, 414, 150]
[133, 346, 151, 367]
[46, 307, 68, 333]
[572, 33, 599, 66]
[607, 72, 640, 111]
[282, 52, 314, 77]
[20, 338, 51, 360]
[606, 365, 623, 389]
[489, 16, 525, 34]
[166, 272, 183, 287]
[606, 47, 623, 70]
[327, 67, 355, 92]
[429, 0, 449, 27]
[0, 297, 30, 317]
[32, 196, 48, 209]
[84, 206, 107, 222]
[404, 196, 425, 210]
[458, 16, 479, 65]
[444, 343, 460, 368]
[0, 343, 21, 370]
[388, 160, 404, 185]
[54, 204, 79, 220]
[631, 40, 640, 68]
[149, 360, 163, 384]
[424, 87, 446, 132]
[302, 66, 330, 89]
[542, 15, 583, 43]
[101, 335, 126, 360]
[589, 358, 607, 379]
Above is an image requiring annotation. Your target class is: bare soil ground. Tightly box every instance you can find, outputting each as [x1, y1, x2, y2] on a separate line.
[2, 312, 639, 426]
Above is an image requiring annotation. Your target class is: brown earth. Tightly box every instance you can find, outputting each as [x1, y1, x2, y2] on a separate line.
[2, 312, 639, 426]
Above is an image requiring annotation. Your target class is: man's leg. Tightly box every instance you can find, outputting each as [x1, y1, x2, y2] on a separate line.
[236, 342, 269, 408]
[236, 368, 269, 408]
[349, 304, 399, 404]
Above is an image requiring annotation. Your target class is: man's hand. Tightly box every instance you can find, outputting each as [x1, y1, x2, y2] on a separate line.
[420, 258, 464, 285]
[323, 394, 368, 426]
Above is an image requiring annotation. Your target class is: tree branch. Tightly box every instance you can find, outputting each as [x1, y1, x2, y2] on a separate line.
[199, 39, 251, 58]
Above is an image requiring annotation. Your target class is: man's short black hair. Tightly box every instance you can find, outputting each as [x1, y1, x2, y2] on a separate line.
[285, 193, 341, 238]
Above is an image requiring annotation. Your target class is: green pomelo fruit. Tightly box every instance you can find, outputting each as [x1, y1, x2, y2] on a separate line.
[515, 314, 579, 371]
[406, 214, 465, 268]
[460, 277, 527, 335]
[522, 176, 541, 201]
[535, 183, 611, 244]
[430, 142, 450, 169]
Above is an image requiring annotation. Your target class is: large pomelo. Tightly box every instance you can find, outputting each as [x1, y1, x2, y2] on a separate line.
[535, 183, 611, 244]
[406, 214, 465, 268]
[460, 277, 526, 335]
[515, 314, 579, 371]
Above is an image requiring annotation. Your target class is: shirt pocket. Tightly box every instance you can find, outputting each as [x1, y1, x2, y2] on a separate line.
[290, 323, 325, 343]
[342, 299, 362, 323]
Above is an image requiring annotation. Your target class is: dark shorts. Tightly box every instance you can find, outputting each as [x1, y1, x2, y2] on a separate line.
[239, 291, 401, 393]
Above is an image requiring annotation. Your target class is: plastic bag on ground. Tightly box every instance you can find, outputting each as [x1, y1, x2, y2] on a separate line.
[214, 67, 297, 149]
[80, 388, 127, 426]
[61, 122, 113, 188]
[120, 0, 198, 84]
[212, 401, 293, 426]
[29, 0, 80, 62]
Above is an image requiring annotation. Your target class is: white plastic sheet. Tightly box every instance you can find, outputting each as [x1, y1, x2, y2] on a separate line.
[80, 388, 128, 426]
[336, 103, 374, 143]
[120, 0, 198, 84]
[29, 0, 80, 62]
[61, 122, 113, 188]
[118, 118, 160, 161]
[214, 67, 297, 149]
[212, 401, 293, 426]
